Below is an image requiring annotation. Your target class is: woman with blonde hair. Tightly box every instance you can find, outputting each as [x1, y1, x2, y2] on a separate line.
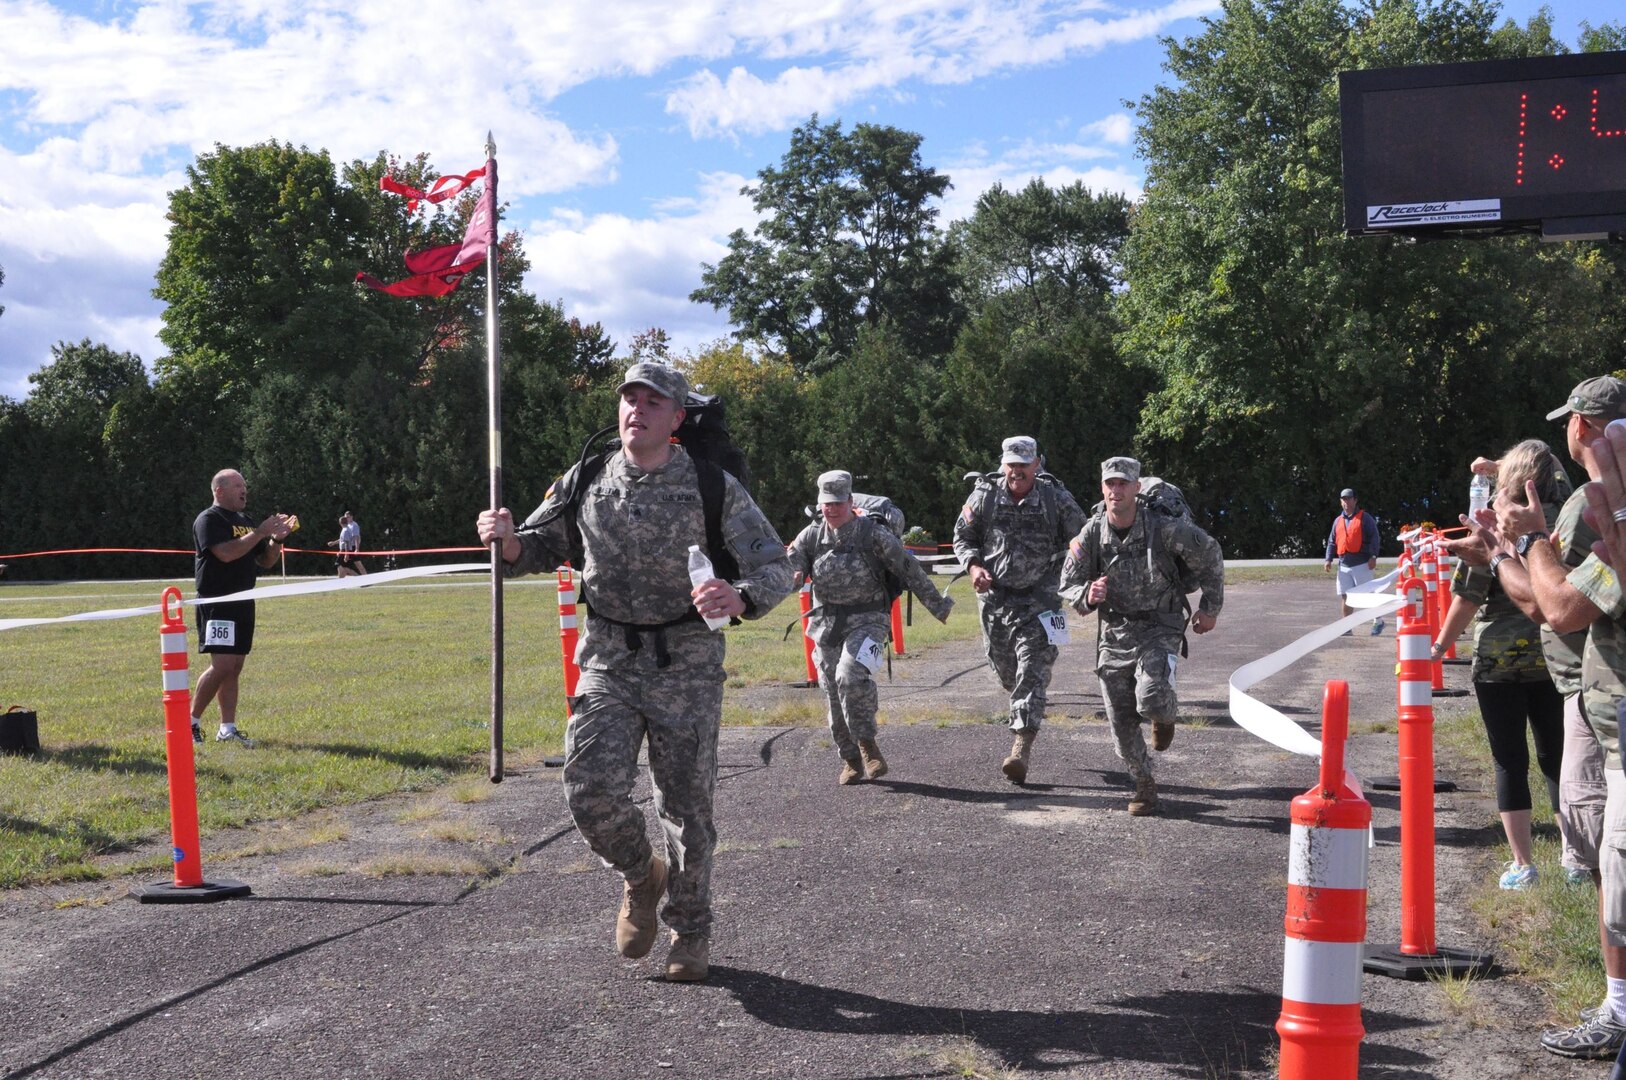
[1434, 438, 1571, 888]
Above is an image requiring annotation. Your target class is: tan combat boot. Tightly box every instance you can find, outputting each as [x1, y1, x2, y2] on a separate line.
[1153, 721, 1175, 752]
[665, 931, 710, 982]
[858, 739, 888, 779]
[1001, 729, 1036, 785]
[838, 757, 864, 785]
[1127, 774, 1160, 816]
[615, 855, 668, 959]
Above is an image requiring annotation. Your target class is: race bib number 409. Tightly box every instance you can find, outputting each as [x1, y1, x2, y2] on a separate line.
[205, 619, 237, 647]
[1038, 610, 1069, 646]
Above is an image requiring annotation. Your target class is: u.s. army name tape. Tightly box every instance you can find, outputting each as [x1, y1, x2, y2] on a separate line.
[0, 563, 489, 632]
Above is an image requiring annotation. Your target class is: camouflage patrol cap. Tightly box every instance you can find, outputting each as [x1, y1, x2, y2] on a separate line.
[1000, 436, 1039, 465]
[1546, 376, 1626, 421]
[816, 470, 854, 504]
[1101, 456, 1141, 482]
[616, 362, 689, 403]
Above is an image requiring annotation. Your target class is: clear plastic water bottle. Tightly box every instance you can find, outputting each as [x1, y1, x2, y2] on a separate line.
[688, 545, 729, 631]
[1469, 472, 1493, 517]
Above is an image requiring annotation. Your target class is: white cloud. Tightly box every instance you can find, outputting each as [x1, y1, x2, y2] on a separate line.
[665, 0, 1221, 137]
[520, 171, 758, 356]
[0, 0, 1214, 396]
[1083, 112, 1134, 145]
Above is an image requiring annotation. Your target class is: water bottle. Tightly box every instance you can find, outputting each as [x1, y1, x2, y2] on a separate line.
[688, 545, 729, 631]
[1469, 472, 1493, 517]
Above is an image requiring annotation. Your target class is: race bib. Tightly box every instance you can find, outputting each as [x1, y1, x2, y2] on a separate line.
[854, 637, 885, 674]
[1166, 652, 1179, 683]
[1038, 609, 1069, 646]
[205, 619, 237, 647]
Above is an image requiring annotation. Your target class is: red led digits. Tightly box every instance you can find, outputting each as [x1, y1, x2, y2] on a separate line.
[1516, 92, 1527, 185]
[1550, 153, 1565, 169]
[1594, 87, 1625, 138]
[1553, 104, 1567, 120]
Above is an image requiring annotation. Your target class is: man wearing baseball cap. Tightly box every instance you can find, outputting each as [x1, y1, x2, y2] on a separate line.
[477, 361, 794, 983]
[1060, 456, 1224, 816]
[788, 469, 953, 785]
[1481, 374, 1626, 1059]
[1323, 487, 1382, 635]
[953, 436, 1086, 784]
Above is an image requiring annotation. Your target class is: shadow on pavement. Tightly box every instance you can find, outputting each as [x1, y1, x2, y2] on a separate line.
[708, 967, 1436, 1077]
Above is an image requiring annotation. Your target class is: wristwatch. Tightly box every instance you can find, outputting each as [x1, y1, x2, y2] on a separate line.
[1515, 532, 1549, 557]
[1488, 553, 1511, 576]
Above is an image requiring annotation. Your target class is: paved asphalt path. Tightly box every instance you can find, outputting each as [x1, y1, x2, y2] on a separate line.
[0, 579, 1603, 1078]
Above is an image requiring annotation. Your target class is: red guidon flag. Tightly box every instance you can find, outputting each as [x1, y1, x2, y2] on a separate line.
[358, 156, 498, 298]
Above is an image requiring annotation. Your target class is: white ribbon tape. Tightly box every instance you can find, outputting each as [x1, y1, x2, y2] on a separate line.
[1229, 583, 1406, 775]
[0, 562, 489, 633]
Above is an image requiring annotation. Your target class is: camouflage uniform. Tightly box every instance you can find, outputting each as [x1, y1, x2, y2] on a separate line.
[1544, 489, 1596, 698]
[1451, 559, 1551, 682]
[507, 445, 792, 939]
[952, 471, 1086, 732]
[789, 511, 953, 763]
[1568, 556, 1626, 772]
[1548, 486, 1607, 875]
[1058, 485, 1224, 785]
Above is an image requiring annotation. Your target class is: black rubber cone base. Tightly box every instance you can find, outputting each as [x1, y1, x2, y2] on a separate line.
[1364, 942, 1494, 980]
[1366, 775, 1458, 793]
[131, 878, 251, 904]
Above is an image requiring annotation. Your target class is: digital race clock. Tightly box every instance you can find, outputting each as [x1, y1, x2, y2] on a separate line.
[1340, 50, 1626, 239]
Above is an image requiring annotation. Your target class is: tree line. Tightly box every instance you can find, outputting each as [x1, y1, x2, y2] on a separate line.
[3, 0, 1625, 580]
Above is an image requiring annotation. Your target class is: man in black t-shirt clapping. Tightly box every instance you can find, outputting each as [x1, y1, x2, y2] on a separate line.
[190, 469, 293, 747]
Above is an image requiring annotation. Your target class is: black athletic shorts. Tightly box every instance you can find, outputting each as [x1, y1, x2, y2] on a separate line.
[196, 600, 256, 655]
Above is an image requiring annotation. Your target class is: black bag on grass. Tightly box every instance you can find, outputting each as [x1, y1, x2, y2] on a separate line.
[1, 706, 40, 755]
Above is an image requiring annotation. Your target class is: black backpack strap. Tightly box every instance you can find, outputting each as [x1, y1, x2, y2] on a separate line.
[694, 457, 739, 582]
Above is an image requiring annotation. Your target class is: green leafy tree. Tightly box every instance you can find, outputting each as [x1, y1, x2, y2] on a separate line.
[944, 178, 1145, 497]
[1119, 0, 1597, 555]
[952, 179, 1131, 327]
[692, 116, 959, 373]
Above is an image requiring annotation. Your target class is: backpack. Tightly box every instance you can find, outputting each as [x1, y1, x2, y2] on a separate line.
[851, 493, 905, 537]
[520, 392, 747, 581]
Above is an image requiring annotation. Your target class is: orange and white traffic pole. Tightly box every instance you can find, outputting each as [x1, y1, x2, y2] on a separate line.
[1276, 680, 1368, 1080]
[132, 587, 249, 904]
[1396, 578, 1436, 955]
[1418, 539, 1445, 691]
[1435, 535, 1460, 660]
[798, 583, 818, 687]
[557, 566, 581, 714]
[1365, 577, 1490, 978]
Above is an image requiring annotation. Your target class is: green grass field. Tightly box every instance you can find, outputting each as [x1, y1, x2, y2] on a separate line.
[0, 574, 976, 888]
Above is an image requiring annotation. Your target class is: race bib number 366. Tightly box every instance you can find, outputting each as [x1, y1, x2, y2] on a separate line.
[1038, 610, 1069, 646]
[205, 620, 237, 647]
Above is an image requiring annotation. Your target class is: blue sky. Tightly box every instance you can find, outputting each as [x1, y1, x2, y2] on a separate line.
[0, 0, 1616, 400]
